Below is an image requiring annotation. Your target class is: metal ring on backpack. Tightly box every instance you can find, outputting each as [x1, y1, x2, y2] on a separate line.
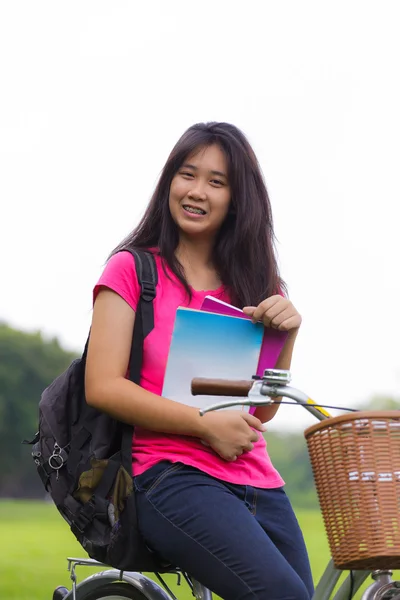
[49, 453, 64, 470]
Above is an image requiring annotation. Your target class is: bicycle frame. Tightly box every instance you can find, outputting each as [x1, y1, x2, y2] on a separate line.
[59, 370, 398, 600]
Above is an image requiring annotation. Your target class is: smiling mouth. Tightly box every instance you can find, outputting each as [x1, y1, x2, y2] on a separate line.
[182, 205, 206, 215]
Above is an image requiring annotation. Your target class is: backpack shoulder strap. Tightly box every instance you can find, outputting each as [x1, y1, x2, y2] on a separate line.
[123, 249, 158, 384]
[120, 249, 158, 471]
[82, 249, 157, 383]
[129, 249, 158, 338]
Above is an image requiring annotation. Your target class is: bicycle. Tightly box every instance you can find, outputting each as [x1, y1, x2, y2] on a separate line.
[53, 369, 400, 600]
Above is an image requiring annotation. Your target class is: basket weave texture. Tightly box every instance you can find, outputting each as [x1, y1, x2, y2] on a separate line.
[305, 411, 400, 570]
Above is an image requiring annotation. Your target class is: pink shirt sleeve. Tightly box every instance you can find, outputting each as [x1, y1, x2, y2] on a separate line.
[93, 251, 140, 311]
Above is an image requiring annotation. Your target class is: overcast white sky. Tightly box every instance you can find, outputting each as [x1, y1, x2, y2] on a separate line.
[1, 1, 399, 431]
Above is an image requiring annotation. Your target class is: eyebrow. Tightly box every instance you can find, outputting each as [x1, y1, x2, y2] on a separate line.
[182, 163, 228, 179]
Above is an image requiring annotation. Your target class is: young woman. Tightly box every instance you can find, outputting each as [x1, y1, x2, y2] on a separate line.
[85, 122, 314, 600]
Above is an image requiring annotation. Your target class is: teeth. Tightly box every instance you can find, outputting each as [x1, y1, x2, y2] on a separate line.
[183, 205, 205, 215]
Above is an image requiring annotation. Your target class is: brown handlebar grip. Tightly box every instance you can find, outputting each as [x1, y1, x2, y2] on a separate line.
[191, 378, 253, 397]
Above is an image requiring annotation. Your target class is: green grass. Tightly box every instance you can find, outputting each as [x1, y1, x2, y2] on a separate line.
[0, 500, 398, 600]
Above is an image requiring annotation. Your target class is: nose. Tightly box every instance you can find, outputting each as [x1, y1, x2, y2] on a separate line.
[187, 181, 207, 201]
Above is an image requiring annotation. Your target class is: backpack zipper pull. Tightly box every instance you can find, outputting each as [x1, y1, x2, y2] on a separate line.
[49, 442, 65, 481]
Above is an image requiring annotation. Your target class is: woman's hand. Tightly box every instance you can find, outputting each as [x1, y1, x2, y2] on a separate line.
[243, 296, 302, 332]
[200, 411, 266, 462]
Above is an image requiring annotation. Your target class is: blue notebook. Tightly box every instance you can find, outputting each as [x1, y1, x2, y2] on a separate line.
[162, 307, 265, 412]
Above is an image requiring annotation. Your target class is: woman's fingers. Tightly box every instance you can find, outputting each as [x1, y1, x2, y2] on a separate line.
[244, 296, 301, 331]
[243, 296, 281, 323]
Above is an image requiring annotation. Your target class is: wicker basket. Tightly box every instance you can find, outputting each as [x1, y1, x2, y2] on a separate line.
[305, 411, 400, 570]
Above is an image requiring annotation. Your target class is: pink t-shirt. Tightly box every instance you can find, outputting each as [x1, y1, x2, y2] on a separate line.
[93, 250, 284, 489]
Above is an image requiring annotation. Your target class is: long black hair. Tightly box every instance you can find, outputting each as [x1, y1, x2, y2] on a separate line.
[111, 122, 285, 307]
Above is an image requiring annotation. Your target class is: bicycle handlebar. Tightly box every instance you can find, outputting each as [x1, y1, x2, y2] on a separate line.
[191, 371, 333, 421]
[191, 378, 253, 397]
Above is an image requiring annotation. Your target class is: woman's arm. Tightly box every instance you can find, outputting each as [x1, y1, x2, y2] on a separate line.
[243, 295, 302, 424]
[252, 329, 299, 423]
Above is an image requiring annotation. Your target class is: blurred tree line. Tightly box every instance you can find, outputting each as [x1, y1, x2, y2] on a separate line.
[0, 322, 398, 507]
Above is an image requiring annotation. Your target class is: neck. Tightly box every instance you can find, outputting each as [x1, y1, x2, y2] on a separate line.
[175, 235, 221, 291]
[175, 235, 214, 270]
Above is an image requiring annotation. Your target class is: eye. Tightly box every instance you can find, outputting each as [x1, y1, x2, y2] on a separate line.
[180, 171, 194, 179]
[210, 179, 224, 186]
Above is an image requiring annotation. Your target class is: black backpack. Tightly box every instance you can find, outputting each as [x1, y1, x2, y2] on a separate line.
[24, 249, 164, 571]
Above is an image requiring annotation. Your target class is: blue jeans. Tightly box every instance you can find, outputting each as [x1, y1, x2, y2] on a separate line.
[134, 461, 314, 600]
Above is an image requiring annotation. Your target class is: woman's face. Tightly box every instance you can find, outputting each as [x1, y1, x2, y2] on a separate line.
[169, 144, 231, 240]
